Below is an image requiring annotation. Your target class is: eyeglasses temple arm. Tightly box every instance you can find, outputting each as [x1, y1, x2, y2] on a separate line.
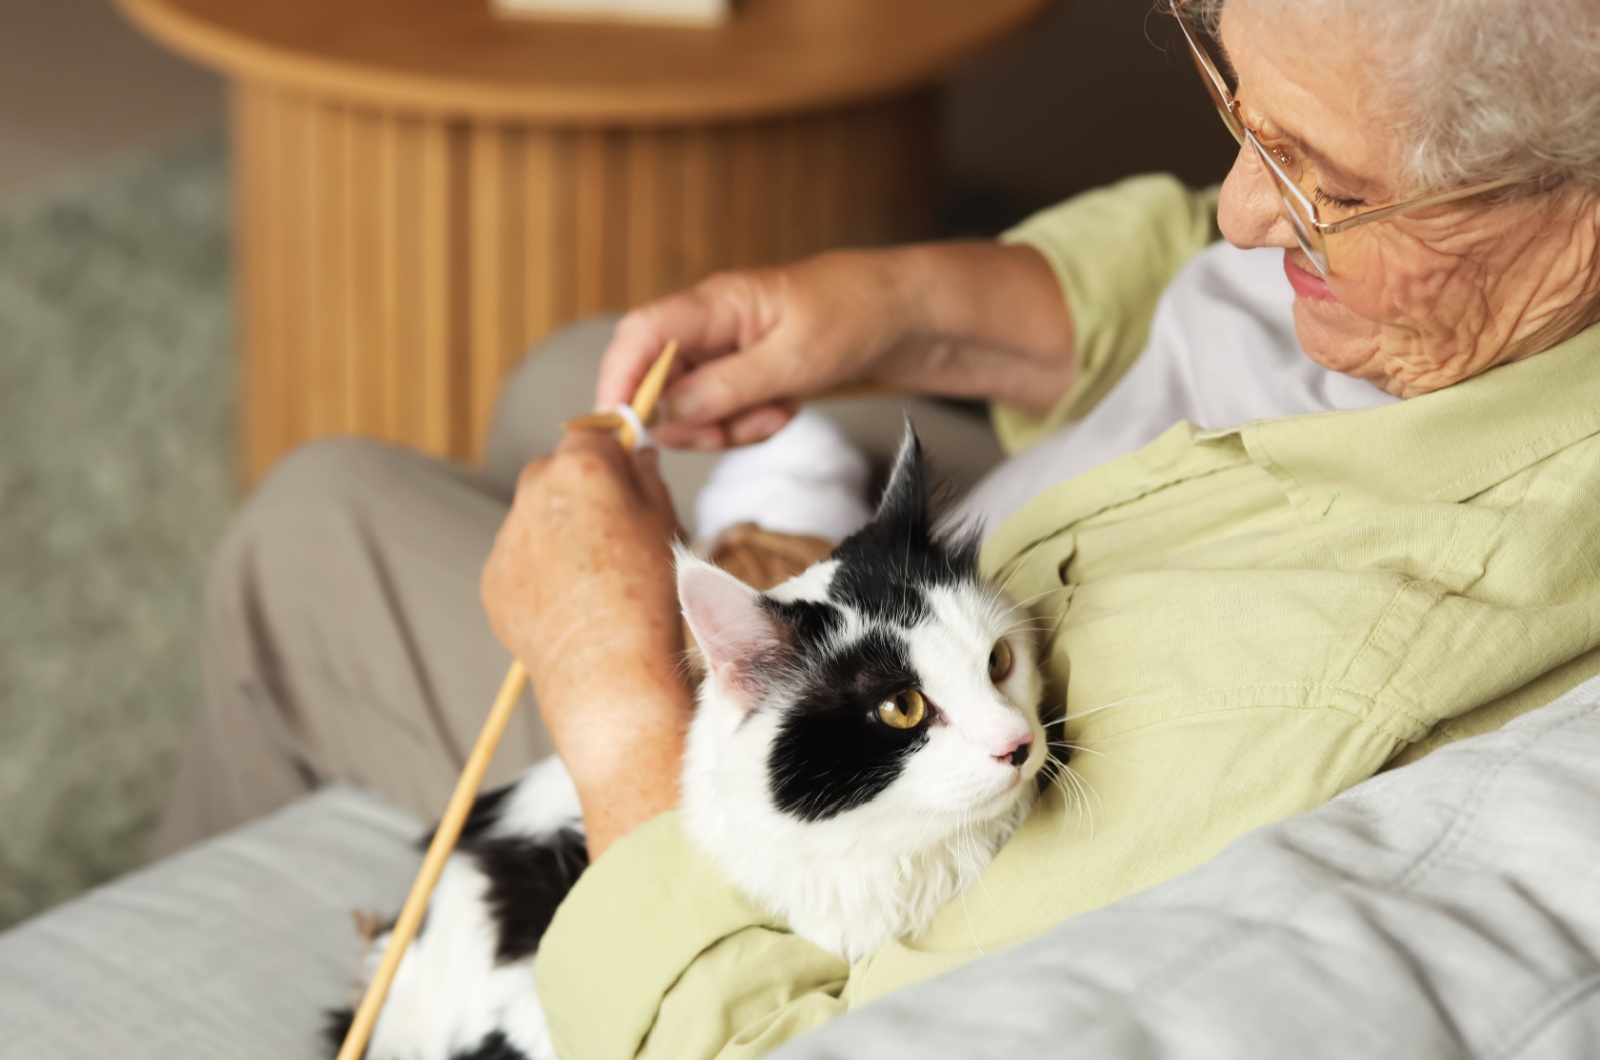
[1317, 176, 1521, 234]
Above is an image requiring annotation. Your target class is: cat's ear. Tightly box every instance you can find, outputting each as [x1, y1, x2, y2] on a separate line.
[869, 419, 930, 540]
[676, 547, 784, 709]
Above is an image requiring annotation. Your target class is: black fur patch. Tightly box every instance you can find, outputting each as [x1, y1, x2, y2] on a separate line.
[450, 1031, 532, 1060]
[828, 429, 979, 625]
[418, 782, 514, 850]
[324, 808, 581, 1058]
[324, 1007, 357, 1058]
[767, 627, 930, 821]
[322, 1012, 534, 1060]
[763, 597, 844, 651]
[467, 826, 589, 964]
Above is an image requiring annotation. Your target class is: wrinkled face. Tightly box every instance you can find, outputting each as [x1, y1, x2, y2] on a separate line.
[1214, 1, 1600, 396]
[679, 432, 1046, 837]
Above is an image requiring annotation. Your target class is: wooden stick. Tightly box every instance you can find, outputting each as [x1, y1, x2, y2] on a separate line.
[334, 661, 527, 1060]
[336, 340, 679, 1060]
[561, 338, 680, 442]
[565, 365, 888, 440]
[620, 339, 676, 447]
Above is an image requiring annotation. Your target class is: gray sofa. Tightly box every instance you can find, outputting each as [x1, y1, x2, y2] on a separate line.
[0, 787, 421, 1057]
[6, 671, 1600, 1058]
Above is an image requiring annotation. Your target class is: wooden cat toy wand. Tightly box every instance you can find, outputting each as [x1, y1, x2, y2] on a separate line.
[336, 341, 678, 1060]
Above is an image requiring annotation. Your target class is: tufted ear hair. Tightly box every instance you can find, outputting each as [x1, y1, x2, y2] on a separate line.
[830, 417, 977, 581]
[868, 419, 930, 542]
[675, 546, 783, 711]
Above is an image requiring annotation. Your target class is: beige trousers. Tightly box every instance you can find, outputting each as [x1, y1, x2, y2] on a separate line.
[152, 317, 1006, 855]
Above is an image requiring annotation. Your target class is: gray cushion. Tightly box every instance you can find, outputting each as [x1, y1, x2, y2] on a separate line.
[0, 787, 420, 1059]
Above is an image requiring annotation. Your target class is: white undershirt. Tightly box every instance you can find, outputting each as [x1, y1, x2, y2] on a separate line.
[956, 242, 1399, 534]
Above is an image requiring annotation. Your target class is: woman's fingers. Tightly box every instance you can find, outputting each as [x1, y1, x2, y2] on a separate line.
[594, 282, 756, 410]
[596, 251, 904, 438]
[658, 333, 811, 428]
[594, 312, 682, 411]
[723, 402, 799, 447]
[653, 420, 727, 450]
[648, 400, 797, 452]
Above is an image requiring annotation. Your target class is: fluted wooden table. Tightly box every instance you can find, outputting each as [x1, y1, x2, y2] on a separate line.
[116, 0, 1052, 480]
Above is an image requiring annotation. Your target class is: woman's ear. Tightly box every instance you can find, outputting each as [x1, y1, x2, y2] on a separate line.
[675, 547, 784, 710]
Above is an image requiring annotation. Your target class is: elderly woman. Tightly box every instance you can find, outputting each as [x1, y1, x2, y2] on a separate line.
[158, 0, 1600, 1055]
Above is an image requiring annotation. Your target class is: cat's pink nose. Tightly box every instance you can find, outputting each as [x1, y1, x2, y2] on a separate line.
[995, 735, 1032, 768]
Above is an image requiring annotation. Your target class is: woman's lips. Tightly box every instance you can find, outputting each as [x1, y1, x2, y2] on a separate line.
[1283, 253, 1339, 304]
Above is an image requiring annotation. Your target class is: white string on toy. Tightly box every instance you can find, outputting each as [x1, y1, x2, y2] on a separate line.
[612, 403, 653, 451]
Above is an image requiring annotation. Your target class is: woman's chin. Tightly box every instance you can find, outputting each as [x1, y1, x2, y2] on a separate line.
[1291, 300, 1388, 384]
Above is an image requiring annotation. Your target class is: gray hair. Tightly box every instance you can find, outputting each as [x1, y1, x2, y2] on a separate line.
[1183, 0, 1600, 195]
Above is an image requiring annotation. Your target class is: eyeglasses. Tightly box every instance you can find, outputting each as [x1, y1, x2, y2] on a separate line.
[1171, 0, 1516, 275]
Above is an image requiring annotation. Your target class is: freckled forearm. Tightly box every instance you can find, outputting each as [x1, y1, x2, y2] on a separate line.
[566, 683, 692, 860]
[881, 241, 1077, 415]
[537, 655, 694, 861]
[578, 755, 684, 861]
[482, 429, 696, 860]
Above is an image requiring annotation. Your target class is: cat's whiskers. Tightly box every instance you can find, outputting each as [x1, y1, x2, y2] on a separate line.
[1041, 757, 1080, 837]
[1045, 752, 1097, 840]
[958, 889, 984, 957]
[1003, 584, 1073, 612]
[995, 597, 1069, 643]
[960, 811, 1002, 914]
[1063, 693, 1160, 723]
[1070, 762, 1104, 811]
[1000, 612, 1060, 627]
[1063, 762, 1103, 840]
[1055, 741, 1117, 763]
[1063, 770, 1093, 840]
[891, 807, 941, 892]
[994, 536, 1052, 599]
[952, 810, 987, 958]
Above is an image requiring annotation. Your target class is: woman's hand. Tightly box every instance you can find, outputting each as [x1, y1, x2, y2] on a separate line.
[595, 241, 1076, 451]
[480, 430, 692, 857]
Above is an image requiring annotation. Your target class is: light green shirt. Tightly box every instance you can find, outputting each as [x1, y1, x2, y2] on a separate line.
[536, 175, 1600, 1060]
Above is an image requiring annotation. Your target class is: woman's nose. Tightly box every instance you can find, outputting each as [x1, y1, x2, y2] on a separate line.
[1217, 145, 1298, 252]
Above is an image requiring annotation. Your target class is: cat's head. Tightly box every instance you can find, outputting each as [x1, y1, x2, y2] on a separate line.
[677, 425, 1046, 847]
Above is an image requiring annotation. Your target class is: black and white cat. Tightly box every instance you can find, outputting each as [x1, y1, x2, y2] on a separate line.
[330, 427, 1048, 1060]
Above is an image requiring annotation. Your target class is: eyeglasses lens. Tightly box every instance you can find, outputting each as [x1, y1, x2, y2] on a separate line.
[1273, 186, 1329, 273]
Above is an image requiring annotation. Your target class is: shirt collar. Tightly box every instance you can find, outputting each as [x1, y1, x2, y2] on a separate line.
[1199, 321, 1600, 515]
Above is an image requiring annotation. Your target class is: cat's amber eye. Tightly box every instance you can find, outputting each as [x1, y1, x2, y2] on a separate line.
[877, 690, 927, 730]
[988, 640, 1014, 685]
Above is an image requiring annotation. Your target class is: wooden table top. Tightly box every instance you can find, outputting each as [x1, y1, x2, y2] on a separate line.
[115, 0, 1056, 122]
